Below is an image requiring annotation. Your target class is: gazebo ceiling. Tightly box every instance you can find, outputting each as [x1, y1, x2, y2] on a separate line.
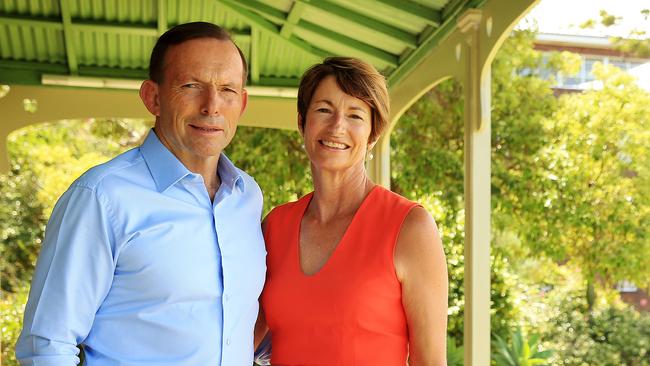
[0, 0, 485, 89]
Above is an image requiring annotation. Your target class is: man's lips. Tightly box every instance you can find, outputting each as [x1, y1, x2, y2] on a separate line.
[189, 124, 223, 133]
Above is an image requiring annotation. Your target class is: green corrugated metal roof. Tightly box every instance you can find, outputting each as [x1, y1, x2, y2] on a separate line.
[0, 0, 485, 88]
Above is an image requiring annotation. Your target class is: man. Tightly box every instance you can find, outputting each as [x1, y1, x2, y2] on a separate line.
[16, 22, 266, 366]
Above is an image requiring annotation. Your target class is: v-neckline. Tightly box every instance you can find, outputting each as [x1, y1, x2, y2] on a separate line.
[296, 186, 380, 278]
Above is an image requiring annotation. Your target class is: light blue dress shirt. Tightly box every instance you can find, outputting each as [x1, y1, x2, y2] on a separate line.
[16, 130, 267, 366]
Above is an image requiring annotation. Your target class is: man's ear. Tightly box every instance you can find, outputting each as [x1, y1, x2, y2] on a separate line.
[240, 89, 248, 116]
[139, 80, 160, 117]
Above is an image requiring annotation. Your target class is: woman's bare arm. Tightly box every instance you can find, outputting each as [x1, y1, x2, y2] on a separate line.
[394, 207, 448, 366]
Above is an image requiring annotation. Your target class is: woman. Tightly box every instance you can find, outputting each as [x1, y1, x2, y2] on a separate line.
[258, 57, 448, 365]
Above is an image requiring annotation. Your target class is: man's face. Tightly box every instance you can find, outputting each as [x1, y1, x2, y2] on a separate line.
[148, 38, 247, 167]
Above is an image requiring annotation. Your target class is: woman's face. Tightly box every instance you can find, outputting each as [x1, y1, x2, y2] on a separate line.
[301, 75, 373, 173]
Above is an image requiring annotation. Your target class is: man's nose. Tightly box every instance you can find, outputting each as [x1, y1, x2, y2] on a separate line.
[200, 86, 221, 116]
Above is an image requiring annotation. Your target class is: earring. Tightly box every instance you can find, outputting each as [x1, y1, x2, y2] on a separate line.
[366, 150, 374, 161]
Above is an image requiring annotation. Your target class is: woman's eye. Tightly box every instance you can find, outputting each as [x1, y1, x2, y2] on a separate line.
[350, 114, 363, 120]
[316, 108, 331, 113]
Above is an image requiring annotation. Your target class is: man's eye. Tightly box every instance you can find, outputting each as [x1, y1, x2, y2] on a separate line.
[316, 108, 331, 113]
[182, 83, 199, 89]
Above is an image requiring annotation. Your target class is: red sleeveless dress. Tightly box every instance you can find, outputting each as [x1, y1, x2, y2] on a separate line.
[261, 186, 419, 365]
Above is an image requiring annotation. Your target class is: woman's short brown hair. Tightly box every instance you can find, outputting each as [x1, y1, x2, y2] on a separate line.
[297, 57, 390, 143]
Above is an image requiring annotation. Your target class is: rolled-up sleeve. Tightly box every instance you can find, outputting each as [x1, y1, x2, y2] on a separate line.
[16, 184, 116, 366]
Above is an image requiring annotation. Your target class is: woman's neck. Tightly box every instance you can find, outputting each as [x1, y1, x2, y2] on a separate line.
[309, 164, 375, 223]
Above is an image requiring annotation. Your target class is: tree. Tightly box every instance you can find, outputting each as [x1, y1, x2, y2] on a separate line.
[520, 63, 650, 296]
[581, 9, 650, 58]
[390, 29, 573, 341]
[0, 118, 149, 291]
[224, 127, 311, 214]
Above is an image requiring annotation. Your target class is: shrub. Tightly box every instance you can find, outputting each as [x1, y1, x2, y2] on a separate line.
[492, 327, 552, 366]
[542, 294, 650, 366]
[1, 285, 28, 366]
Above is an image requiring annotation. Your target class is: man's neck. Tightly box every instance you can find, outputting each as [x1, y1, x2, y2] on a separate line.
[184, 157, 221, 201]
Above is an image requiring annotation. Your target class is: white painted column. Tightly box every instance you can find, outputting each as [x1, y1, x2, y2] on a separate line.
[459, 9, 492, 366]
[367, 134, 391, 188]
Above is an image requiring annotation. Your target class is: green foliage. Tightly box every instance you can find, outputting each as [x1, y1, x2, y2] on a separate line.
[542, 293, 650, 366]
[391, 29, 569, 345]
[1, 26, 648, 365]
[447, 336, 464, 366]
[0, 119, 149, 291]
[515, 263, 650, 366]
[224, 127, 311, 214]
[520, 63, 650, 287]
[1, 285, 28, 366]
[580, 8, 650, 57]
[492, 327, 552, 366]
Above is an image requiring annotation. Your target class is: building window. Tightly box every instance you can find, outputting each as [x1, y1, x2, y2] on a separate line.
[616, 280, 638, 293]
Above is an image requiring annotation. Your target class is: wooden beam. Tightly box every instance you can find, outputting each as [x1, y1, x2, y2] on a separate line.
[228, 0, 401, 66]
[72, 22, 158, 36]
[366, 134, 391, 188]
[157, 0, 167, 35]
[258, 76, 300, 87]
[58, 0, 78, 74]
[0, 14, 62, 30]
[388, 18, 456, 87]
[0, 14, 159, 36]
[458, 10, 492, 364]
[443, 0, 471, 19]
[306, 0, 417, 49]
[220, 0, 328, 60]
[0, 59, 149, 84]
[0, 60, 68, 72]
[280, 1, 306, 39]
[297, 20, 398, 68]
[373, 0, 442, 26]
[250, 27, 260, 84]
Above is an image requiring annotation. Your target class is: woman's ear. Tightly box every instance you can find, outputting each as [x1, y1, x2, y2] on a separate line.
[139, 80, 160, 117]
[297, 113, 305, 137]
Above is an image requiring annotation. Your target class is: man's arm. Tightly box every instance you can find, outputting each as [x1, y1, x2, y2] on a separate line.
[16, 185, 116, 366]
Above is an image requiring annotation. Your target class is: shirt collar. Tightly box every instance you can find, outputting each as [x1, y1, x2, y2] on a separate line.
[140, 129, 245, 193]
[217, 152, 246, 193]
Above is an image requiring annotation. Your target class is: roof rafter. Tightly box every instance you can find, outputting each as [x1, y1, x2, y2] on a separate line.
[0, 12, 254, 40]
[373, 0, 442, 26]
[280, 1, 306, 39]
[297, 20, 398, 68]
[157, 0, 167, 35]
[220, 0, 329, 60]
[442, 0, 474, 19]
[0, 14, 61, 30]
[0, 14, 157, 36]
[58, 0, 78, 74]
[230, 0, 397, 68]
[307, 0, 417, 49]
[388, 10, 457, 86]
[250, 26, 260, 83]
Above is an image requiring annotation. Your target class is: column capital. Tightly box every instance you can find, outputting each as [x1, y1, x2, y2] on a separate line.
[458, 9, 483, 34]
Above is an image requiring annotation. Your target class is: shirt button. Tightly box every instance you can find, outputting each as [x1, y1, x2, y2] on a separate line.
[224, 294, 229, 302]
[226, 338, 231, 346]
